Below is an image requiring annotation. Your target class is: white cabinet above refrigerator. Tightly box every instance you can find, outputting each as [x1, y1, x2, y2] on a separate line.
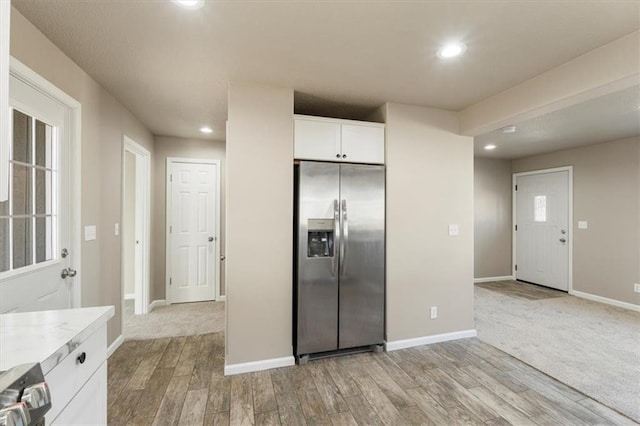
[294, 115, 385, 164]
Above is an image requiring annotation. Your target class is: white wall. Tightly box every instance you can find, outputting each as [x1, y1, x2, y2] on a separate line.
[11, 8, 155, 345]
[474, 157, 512, 279]
[225, 84, 294, 366]
[224, 95, 477, 366]
[385, 103, 475, 342]
[512, 137, 640, 305]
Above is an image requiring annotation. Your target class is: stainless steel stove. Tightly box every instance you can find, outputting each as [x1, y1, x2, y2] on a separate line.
[0, 363, 51, 426]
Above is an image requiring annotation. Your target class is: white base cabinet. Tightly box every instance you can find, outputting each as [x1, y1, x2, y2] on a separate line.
[294, 115, 385, 164]
[45, 324, 108, 425]
[51, 363, 107, 426]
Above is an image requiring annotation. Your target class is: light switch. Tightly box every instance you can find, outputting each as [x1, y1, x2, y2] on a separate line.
[84, 225, 97, 241]
[114, 223, 120, 236]
[578, 221, 588, 230]
[448, 224, 459, 236]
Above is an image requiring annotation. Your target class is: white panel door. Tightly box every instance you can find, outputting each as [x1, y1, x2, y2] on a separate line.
[0, 74, 72, 313]
[516, 171, 569, 291]
[170, 162, 217, 303]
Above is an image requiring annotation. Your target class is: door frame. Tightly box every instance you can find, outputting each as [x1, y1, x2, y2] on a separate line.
[9, 57, 82, 308]
[512, 166, 573, 292]
[165, 157, 222, 303]
[121, 135, 151, 316]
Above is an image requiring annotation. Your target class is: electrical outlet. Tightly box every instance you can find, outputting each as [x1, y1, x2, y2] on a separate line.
[634, 284, 640, 293]
[430, 306, 438, 319]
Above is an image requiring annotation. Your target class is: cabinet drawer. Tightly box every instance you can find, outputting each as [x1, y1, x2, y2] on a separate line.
[45, 324, 107, 422]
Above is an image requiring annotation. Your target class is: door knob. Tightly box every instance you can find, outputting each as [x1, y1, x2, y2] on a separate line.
[220, 255, 226, 261]
[559, 238, 566, 243]
[208, 236, 214, 242]
[61, 268, 77, 279]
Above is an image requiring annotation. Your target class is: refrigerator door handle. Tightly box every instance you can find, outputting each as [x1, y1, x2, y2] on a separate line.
[332, 199, 340, 277]
[341, 199, 348, 277]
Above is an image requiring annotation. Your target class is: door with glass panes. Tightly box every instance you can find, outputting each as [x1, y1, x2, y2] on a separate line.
[0, 73, 73, 313]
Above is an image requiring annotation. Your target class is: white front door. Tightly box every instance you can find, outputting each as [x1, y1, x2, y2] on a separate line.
[0, 73, 73, 313]
[515, 170, 569, 291]
[169, 161, 218, 303]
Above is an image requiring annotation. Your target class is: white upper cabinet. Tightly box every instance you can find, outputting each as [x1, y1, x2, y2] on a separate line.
[294, 115, 385, 164]
[341, 123, 385, 164]
[0, 0, 9, 201]
[294, 117, 341, 162]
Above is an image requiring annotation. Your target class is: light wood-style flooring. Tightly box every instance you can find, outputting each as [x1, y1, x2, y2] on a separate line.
[475, 280, 566, 301]
[107, 333, 635, 425]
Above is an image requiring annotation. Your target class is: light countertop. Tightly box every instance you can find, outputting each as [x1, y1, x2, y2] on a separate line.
[0, 306, 114, 374]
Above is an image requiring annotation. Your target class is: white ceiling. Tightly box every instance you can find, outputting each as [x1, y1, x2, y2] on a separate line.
[12, 0, 640, 149]
[475, 85, 640, 159]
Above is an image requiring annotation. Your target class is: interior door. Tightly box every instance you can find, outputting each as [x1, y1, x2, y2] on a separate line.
[0, 74, 72, 313]
[339, 164, 385, 349]
[515, 170, 569, 291]
[169, 161, 217, 303]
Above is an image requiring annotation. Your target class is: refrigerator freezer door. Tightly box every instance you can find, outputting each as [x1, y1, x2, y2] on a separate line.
[338, 164, 385, 349]
[297, 162, 341, 355]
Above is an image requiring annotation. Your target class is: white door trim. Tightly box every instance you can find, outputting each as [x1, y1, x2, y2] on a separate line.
[165, 157, 222, 303]
[512, 166, 573, 292]
[121, 136, 151, 318]
[9, 57, 83, 308]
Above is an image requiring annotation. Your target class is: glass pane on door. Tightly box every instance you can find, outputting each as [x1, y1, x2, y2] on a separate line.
[3, 108, 58, 273]
[12, 218, 33, 269]
[13, 110, 32, 164]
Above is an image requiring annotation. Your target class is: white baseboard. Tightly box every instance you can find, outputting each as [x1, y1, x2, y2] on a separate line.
[124, 293, 135, 300]
[474, 276, 514, 283]
[149, 299, 167, 312]
[107, 335, 124, 358]
[386, 329, 477, 352]
[224, 356, 295, 376]
[570, 290, 640, 312]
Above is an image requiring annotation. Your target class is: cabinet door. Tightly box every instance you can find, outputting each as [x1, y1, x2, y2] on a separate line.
[50, 362, 107, 425]
[44, 325, 106, 421]
[341, 124, 384, 164]
[294, 118, 341, 161]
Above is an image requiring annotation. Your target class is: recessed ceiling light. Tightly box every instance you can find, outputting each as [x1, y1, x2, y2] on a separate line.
[437, 42, 467, 59]
[172, 0, 204, 10]
[502, 125, 517, 134]
[199, 126, 213, 134]
[484, 144, 497, 151]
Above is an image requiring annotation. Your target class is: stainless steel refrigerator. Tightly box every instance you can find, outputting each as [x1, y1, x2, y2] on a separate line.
[294, 161, 385, 363]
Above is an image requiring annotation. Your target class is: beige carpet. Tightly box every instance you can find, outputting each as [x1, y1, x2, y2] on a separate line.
[124, 299, 224, 340]
[475, 281, 640, 422]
